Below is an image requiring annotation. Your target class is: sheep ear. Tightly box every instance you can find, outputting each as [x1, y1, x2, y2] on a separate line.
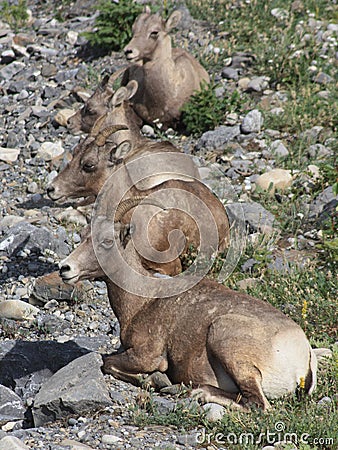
[115, 140, 132, 159]
[125, 80, 138, 100]
[120, 223, 135, 247]
[100, 74, 110, 88]
[111, 86, 128, 107]
[165, 10, 181, 32]
[143, 5, 151, 14]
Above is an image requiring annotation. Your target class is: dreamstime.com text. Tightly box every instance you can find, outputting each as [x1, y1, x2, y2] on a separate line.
[196, 421, 334, 446]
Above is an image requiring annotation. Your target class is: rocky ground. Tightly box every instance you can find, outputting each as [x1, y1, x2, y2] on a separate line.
[0, 0, 337, 449]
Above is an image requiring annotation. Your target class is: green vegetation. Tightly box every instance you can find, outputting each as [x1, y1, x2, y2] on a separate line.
[82, 0, 143, 51]
[181, 80, 249, 135]
[184, 0, 337, 137]
[0, 0, 29, 32]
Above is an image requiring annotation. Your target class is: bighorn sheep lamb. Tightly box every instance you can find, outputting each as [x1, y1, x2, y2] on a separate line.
[59, 197, 317, 411]
[123, 6, 210, 129]
[67, 70, 143, 135]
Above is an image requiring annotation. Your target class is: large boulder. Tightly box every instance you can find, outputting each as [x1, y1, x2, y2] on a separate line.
[32, 352, 112, 426]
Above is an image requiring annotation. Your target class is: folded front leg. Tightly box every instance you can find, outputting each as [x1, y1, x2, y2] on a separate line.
[103, 349, 169, 389]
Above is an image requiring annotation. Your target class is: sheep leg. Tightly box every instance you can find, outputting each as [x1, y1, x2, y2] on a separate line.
[103, 350, 170, 390]
[207, 319, 271, 410]
[211, 350, 271, 410]
[191, 384, 248, 410]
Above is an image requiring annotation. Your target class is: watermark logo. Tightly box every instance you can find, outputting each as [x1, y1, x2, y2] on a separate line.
[196, 421, 334, 447]
[92, 151, 247, 297]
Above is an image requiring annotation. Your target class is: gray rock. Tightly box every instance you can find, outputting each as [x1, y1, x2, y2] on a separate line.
[141, 125, 155, 137]
[307, 143, 331, 159]
[301, 125, 324, 143]
[0, 61, 25, 80]
[195, 125, 241, 152]
[0, 385, 26, 422]
[0, 222, 70, 258]
[17, 89, 29, 100]
[231, 52, 255, 68]
[0, 436, 29, 450]
[317, 396, 332, 407]
[0, 147, 20, 163]
[221, 67, 239, 80]
[37, 141, 64, 161]
[0, 338, 108, 398]
[247, 76, 269, 92]
[271, 8, 289, 20]
[1, 49, 15, 64]
[32, 352, 112, 426]
[203, 402, 225, 421]
[0, 215, 25, 233]
[270, 140, 289, 157]
[314, 72, 333, 84]
[59, 439, 95, 450]
[177, 430, 201, 447]
[240, 109, 263, 134]
[308, 186, 337, 220]
[27, 182, 38, 194]
[152, 397, 176, 415]
[226, 202, 277, 234]
[101, 434, 122, 445]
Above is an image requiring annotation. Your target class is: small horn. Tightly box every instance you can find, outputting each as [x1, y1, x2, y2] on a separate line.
[90, 113, 108, 137]
[114, 196, 166, 222]
[95, 124, 129, 147]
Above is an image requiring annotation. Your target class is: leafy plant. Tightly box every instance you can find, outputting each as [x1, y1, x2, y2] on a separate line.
[82, 0, 143, 51]
[181, 81, 248, 135]
[0, 0, 29, 32]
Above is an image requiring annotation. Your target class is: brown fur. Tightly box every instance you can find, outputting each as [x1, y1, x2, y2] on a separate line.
[48, 110, 230, 275]
[67, 75, 143, 135]
[60, 218, 317, 411]
[123, 7, 210, 129]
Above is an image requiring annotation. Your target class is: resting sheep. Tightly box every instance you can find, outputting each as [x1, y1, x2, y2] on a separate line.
[123, 6, 210, 129]
[59, 197, 317, 411]
[67, 70, 143, 135]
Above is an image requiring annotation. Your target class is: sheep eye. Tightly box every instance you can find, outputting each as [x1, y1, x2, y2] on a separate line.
[150, 31, 159, 38]
[101, 238, 114, 249]
[82, 162, 96, 173]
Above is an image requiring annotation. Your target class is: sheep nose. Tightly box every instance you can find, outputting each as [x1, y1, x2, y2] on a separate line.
[59, 264, 71, 275]
[124, 48, 133, 57]
[46, 185, 56, 199]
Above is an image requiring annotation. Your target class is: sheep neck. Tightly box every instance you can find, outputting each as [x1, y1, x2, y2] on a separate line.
[105, 242, 155, 337]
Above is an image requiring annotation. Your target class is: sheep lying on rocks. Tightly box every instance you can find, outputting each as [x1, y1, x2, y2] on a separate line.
[60, 197, 317, 411]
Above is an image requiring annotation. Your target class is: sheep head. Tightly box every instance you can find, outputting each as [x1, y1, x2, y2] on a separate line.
[59, 196, 164, 284]
[67, 68, 133, 134]
[47, 123, 130, 204]
[124, 7, 182, 63]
